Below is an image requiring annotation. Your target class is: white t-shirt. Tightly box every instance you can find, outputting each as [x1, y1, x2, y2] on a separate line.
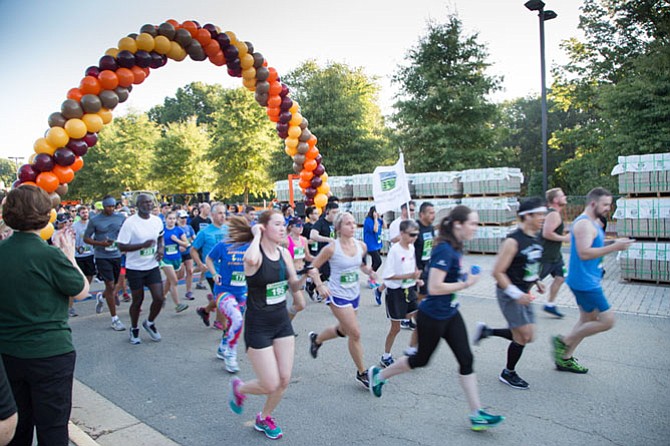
[382, 242, 416, 289]
[117, 214, 164, 271]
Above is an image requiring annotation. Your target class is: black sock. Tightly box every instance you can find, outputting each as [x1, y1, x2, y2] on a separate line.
[491, 328, 513, 340]
[506, 341, 525, 371]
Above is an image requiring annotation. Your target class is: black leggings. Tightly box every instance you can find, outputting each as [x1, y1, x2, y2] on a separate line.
[408, 310, 474, 375]
[367, 250, 382, 272]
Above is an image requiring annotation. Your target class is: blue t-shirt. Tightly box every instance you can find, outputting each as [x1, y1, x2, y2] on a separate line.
[180, 224, 195, 241]
[163, 226, 184, 261]
[566, 215, 605, 291]
[207, 241, 250, 301]
[363, 217, 383, 252]
[192, 224, 228, 278]
[418, 242, 462, 320]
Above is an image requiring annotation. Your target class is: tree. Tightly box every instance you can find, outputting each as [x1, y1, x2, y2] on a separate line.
[391, 15, 502, 172]
[67, 114, 160, 201]
[0, 158, 16, 190]
[280, 60, 393, 177]
[148, 82, 227, 127]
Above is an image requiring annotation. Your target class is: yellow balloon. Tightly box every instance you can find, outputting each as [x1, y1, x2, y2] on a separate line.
[234, 41, 248, 57]
[49, 209, 57, 223]
[82, 114, 104, 133]
[34, 137, 56, 155]
[240, 54, 254, 69]
[98, 108, 113, 124]
[288, 126, 302, 138]
[289, 113, 303, 126]
[135, 33, 155, 52]
[317, 182, 331, 195]
[118, 36, 138, 53]
[285, 145, 298, 157]
[285, 137, 299, 149]
[224, 31, 238, 43]
[28, 153, 37, 164]
[40, 223, 54, 240]
[289, 102, 300, 114]
[314, 193, 328, 208]
[64, 119, 87, 139]
[105, 47, 120, 57]
[242, 67, 257, 80]
[320, 172, 329, 183]
[242, 77, 257, 91]
[154, 35, 171, 54]
[167, 41, 187, 61]
[46, 127, 69, 148]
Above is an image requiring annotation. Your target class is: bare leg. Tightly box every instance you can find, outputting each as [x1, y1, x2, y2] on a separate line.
[103, 280, 117, 317]
[562, 309, 614, 359]
[384, 320, 401, 354]
[459, 373, 482, 413]
[147, 282, 165, 322]
[547, 276, 564, 304]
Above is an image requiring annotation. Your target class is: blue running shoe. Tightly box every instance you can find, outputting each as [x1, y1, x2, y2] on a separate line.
[470, 409, 505, 431]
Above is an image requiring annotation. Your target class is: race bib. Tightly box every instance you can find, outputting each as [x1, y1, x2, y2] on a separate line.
[80, 245, 92, 253]
[140, 246, 156, 257]
[266, 280, 288, 305]
[165, 244, 178, 255]
[231, 271, 247, 287]
[523, 262, 540, 282]
[401, 278, 416, 288]
[340, 271, 359, 288]
[421, 238, 433, 261]
[310, 241, 318, 251]
[104, 241, 118, 252]
[293, 246, 305, 260]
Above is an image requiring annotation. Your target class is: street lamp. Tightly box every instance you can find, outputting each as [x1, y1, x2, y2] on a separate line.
[525, 0, 557, 195]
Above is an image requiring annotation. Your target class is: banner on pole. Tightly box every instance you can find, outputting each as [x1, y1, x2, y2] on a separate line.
[372, 153, 411, 214]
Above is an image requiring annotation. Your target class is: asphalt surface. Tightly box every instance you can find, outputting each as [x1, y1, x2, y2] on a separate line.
[68, 252, 670, 446]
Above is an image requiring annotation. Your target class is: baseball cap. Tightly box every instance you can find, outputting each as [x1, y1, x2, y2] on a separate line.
[287, 217, 303, 227]
[56, 213, 72, 225]
[177, 210, 188, 218]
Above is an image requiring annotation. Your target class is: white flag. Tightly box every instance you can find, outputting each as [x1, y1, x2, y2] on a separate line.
[372, 153, 411, 214]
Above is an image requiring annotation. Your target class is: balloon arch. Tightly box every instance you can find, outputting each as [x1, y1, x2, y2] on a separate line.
[13, 20, 330, 235]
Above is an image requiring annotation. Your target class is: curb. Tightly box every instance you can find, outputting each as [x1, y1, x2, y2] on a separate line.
[69, 421, 100, 446]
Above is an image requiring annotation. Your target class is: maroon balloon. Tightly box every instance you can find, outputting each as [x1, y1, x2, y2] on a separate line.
[67, 139, 89, 156]
[99, 55, 118, 71]
[17, 164, 37, 183]
[83, 132, 98, 147]
[227, 67, 242, 78]
[216, 33, 231, 49]
[203, 23, 218, 38]
[53, 148, 76, 167]
[276, 122, 288, 133]
[280, 96, 293, 111]
[11, 180, 21, 189]
[32, 153, 54, 173]
[149, 52, 164, 69]
[304, 197, 314, 207]
[223, 45, 239, 60]
[313, 164, 325, 176]
[279, 111, 292, 124]
[310, 176, 323, 189]
[277, 130, 289, 139]
[280, 83, 289, 98]
[226, 58, 241, 70]
[304, 187, 317, 198]
[85, 66, 100, 78]
[134, 50, 152, 68]
[116, 50, 136, 69]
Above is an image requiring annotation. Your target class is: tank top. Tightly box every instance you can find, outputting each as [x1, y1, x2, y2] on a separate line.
[503, 228, 544, 293]
[327, 239, 363, 300]
[246, 246, 288, 314]
[541, 208, 564, 263]
[566, 215, 605, 291]
[287, 235, 306, 260]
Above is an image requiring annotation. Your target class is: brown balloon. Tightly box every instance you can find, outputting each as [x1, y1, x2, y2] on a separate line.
[292, 162, 303, 174]
[99, 90, 119, 109]
[48, 112, 67, 128]
[114, 87, 130, 103]
[174, 28, 193, 47]
[299, 129, 312, 142]
[49, 192, 61, 208]
[293, 154, 306, 165]
[56, 183, 69, 196]
[252, 53, 265, 69]
[255, 66, 269, 81]
[81, 94, 102, 113]
[61, 99, 84, 119]
[140, 24, 157, 37]
[255, 80, 270, 94]
[157, 22, 176, 40]
[300, 118, 309, 130]
[186, 40, 207, 61]
[297, 142, 310, 154]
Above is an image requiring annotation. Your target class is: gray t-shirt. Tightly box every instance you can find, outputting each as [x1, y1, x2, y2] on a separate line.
[72, 219, 94, 258]
[84, 212, 126, 259]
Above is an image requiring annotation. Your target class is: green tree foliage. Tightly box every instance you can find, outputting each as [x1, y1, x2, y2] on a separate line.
[551, 0, 669, 194]
[0, 158, 16, 189]
[391, 15, 502, 172]
[148, 82, 226, 127]
[150, 118, 216, 194]
[67, 114, 160, 201]
[280, 60, 392, 177]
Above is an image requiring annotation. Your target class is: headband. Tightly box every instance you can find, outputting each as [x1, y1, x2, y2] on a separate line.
[518, 206, 547, 216]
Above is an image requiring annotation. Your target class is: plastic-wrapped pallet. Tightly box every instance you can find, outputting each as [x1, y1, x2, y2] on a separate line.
[352, 174, 373, 199]
[413, 172, 462, 197]
[329, 176, 354, 199]
[460, 197, 519, 224]
[350, 200, 374, 225]
[274, 180, 289, 202]
[613, 198, 670, 239]
[461, 168, 524, 195]
[464, 226, 516, 254]
[611, 152, 670, 194]
[618, 242, 670, 283]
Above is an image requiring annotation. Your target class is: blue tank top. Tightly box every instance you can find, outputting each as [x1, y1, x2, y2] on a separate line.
[566, 215, 605, 291]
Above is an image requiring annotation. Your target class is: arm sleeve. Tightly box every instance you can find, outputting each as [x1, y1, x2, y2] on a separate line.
[429, 244, 453, 273]
[116, 220, 132, 245]
[207, 242, 223, 262]
[48, 248, 86, 297]
[83, 219, 94, 239]
[192, 231, 205, 250]
[363, 218, 372, 233]
[382, 247, 398, 279]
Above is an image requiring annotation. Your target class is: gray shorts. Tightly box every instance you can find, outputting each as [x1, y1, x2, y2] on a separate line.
[496, 287, 535, 328]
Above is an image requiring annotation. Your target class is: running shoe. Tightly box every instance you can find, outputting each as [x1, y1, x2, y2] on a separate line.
[185, 291, 195, 301]
[552, 335, 567, 362]
[129, 328, 141, 345]
[213, 321, 224, 330]
[254, 413, 283, 440]
[122, 293, 131, 303]
[374, 287, 383, 306]
[555, 356, 588, 374]
[95, 292, 105, 314]
[356, 370, 370, 389]
[196, 307, 210, 327]
[216, 343, 227, 360]
[499, 369, 529, 390]
[367, 365, 385, 398]
[142, 320, 162, 342]
[472, 322, 490, 346]
[223, 348, 240, 373]
[470, 409, 505, 431]
[543, 304, 564, 318]
[206, 293, 214, 302]
[367, 278, 375, 289]
[111, 318, 126, 331]
[229, 378, 246, 414]
[175, 303, 189, 313]
[306, 284, 315, 302]
[196, 282, 208, 290]
[400, 319, 416, 330]
[308, 332, 321, 359]
[68, 307, 78, 318]
[380, 355, 394, 368]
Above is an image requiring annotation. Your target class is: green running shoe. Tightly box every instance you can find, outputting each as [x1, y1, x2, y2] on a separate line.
[556, 356, 588, 374]
[470, 409, 505, 431]
[367, 365, 385, 398]
[552, 335, 567, 362]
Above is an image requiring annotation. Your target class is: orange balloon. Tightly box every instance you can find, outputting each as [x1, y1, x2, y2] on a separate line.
[305, 147, 319, 160]
[299, 170, 314, 182]
[34, 137, 56, 155]
[204, 40, 221, 57]
[209, 51, 226, 66]
[304, 159, 317, 171]
[67, 88, 83, 101]
[46, 127, 69, 148]
[142, 67, 150, 77]
[307, 135, 318, 148]
[52, 165, 75, 184]
[131, 66, 147, 84]
[267, 96, 281, 109]
[299, 178, 312, 190]
[195, 28, 212, 46]
[79, 76, 101, 96]
[71, 156, 84, 172]
[166, 19, 180, 28]
[181, 21, 198, 37]
[18, 181, 37, 188]
[267, 107, 280, 122]
[268, 67, 278, 83]
[36, 171, 59, 193]
[98, 70, 119, 90]
[269, 81, 282, 96]
[314, 193, 328, 208]
[116, 68, 134, 87]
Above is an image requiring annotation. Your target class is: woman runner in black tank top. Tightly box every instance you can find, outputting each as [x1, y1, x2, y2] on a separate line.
[226, 210, 305, 440]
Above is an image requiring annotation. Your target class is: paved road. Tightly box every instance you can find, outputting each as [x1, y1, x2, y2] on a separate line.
[68, 252, 670, 445]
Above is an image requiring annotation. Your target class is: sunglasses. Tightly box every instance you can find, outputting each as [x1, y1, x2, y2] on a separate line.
[409, 209, 416, 212]
[406, 232, 419, 237]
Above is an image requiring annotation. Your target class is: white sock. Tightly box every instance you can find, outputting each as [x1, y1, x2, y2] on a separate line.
[405, 347, 417, 355]
[111, 316, 119, 322]
[382, 352, 391, 359]
[546, 303, 555, 308]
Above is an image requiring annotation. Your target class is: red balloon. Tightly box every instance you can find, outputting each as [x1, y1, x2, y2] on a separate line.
[17, 164, 37, 183]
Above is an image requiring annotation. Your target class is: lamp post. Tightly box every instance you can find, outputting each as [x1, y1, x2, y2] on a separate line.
[525, 0, 557, 195]
[7, 156, 23, 170]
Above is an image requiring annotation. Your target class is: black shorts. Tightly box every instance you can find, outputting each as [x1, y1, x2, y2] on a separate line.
[181, 251, 192, 261]
[126, 267, 162, 291]
[418, 269, 429, 296]
[385, 287, 418, 320]
[95, 257, 121, 283]
[244, 308, 294, 350]
[540, 259, 565, 279]
[76, 255, 96, 277]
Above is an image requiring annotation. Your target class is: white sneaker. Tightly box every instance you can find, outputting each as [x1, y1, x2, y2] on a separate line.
[111, 318, 126, 331]
[142, 320, 161, 342]
[95, 292, 105, 314]
[224, 347, 239, 373]
[129, 328, 141, 345]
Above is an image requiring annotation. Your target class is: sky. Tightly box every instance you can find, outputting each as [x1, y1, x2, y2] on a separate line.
[0, 0, 585, 163]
